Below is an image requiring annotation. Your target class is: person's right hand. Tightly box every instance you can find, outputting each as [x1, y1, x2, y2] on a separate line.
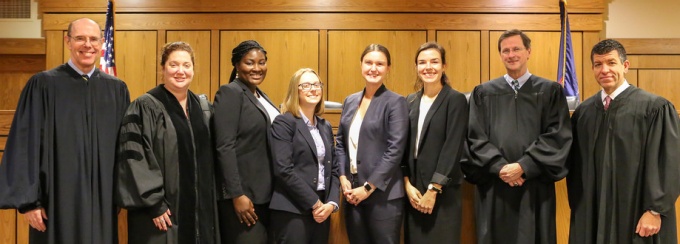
[404, 182, 422, 209]
[25, 207, 48, 232]
[339, 175, 352, 197]
[233, 195, 258, 226]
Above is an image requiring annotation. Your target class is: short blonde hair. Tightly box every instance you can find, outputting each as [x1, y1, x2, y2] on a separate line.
[281, 68, 325, 118]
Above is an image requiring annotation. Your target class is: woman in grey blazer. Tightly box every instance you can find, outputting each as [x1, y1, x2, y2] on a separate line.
[335, 44, 409, 244]
[402, 42, 469, 243]
[269, 68, 340, 243]
[213, 40, 279, 244]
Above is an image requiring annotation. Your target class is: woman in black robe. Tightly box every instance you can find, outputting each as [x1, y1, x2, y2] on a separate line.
[116, 41, 219, 244]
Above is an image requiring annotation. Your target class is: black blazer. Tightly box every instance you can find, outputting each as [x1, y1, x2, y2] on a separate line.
[213, 79, 279, 204]
[335, 85, 408, 201]
[402, 84, 469, 192]
[269, 112, 340, 214]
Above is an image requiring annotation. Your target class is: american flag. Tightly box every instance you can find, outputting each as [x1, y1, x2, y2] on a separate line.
[99, 0, 116, 76]
[557, 0, 578, 101]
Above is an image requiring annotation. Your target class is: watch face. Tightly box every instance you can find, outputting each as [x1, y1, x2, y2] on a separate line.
[364, 183, 372, 191]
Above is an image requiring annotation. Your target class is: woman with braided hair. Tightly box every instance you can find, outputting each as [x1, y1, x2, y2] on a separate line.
[213, 40, 279, 243]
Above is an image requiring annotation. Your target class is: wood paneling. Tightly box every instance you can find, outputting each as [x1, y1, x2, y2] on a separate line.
[489, 31, 584, 84]
[0, 73, 33, 110]
[39, 0, 605, 13]
[581, 32, 601, 99]
[43, 13, 604, 32]
[628, 55, 680, 69]
[165, 31, 212, 97]
[618, 38, 680, 55]
[555, 180, 570, 244]
[45, 31, 65, 70]
[0, 39, 45, 55]
[626, 69, 639, 88]
[115, 31, 158, 100]
[0, 209, 15, 244]
[0, 55, 45, 73]
[327, 31, 426, 101]
[0, 111, 13, 135]
[438, 31, 482, 93]
[219, 31, 319, 106]
[638, 70, 680, 107]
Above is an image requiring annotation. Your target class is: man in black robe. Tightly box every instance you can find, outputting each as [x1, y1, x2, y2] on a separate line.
[463, 29, 572, 244]
[567, 39, 680, 244]
[0, 18, 129, 244]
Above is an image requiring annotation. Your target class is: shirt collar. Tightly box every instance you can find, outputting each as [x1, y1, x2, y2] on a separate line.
[504, 70, 532, 88]
[600, 80, 630, 102]
[67, 59, 96, 78]
[299, 109, 315, 127]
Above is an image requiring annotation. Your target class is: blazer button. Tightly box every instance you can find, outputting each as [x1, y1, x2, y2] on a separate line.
[313, 178, 317, 184]
[357, 160, 361, 164]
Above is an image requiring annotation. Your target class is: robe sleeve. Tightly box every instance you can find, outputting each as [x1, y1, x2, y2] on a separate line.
[269, 115, 322, 210]
[515, 83, 572, 181]
[642, 101, 680, 216]
[0, 74, 46, 213]
[213, 85, 245, 199]
[431, 92, 469, 186]
[115, 99, 168, 217]
[465, 85, 507, 183]
[367, 96, 408, 191]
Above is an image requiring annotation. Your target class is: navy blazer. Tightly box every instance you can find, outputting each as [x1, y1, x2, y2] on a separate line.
[402, 84, 469, 192]
[213, 78, 279, 204]
[269, 112, 340, 214]
[335, 85, 408, 201]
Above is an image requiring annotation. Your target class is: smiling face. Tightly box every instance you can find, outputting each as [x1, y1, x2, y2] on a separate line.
[499, 35, 531, 77]
[65, 19, 102, 73]
[592, 50, 629, 94]
[237, 49, 268, 88]
[162, 50, 194, 93]
[298, 71, 323, 109]
[417, 48, 446, 85]
[361, 51, 390, 85]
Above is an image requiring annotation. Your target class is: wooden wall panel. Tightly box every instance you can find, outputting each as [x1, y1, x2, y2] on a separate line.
[638, 70, 680, 107]
[0, 209, 15, 244]
[581, 32, 601, 99]
[626, 69, 639, 88]
[39, 0, 605, 14]
[0, 39, 45, 55]
[0, 73, 33, 110]
[627, 55, 680, 69]
[617, 38, 680, 55]
[219, 31, 319, 106]
[489, 31, 583, 84]
[555, 180, 570, 244]
[437, 31, 482, 93]
[165, 31, 213, 97]
[327, 31, 426, 102]
[115, 31, 158, 100]
[45, 31, 65, 70]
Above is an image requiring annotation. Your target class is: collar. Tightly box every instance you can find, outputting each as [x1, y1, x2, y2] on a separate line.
[67, 59, 96, 78]
[600, 80, 630, 102]
[299, 109, 315, 127]
[504, 71, 532, 89]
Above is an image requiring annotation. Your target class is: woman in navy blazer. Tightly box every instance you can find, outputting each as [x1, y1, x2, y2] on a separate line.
[335, 44, 409, 244]
[402, 42, 469, 243]
[213, 40, 279, 244]
[269, 68, 340, 243]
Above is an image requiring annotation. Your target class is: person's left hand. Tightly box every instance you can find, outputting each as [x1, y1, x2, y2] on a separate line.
[153, 209, 173, 231]
[636, 211, 662, 237]
[499, 163, 525, 187]
[312, 203, 334, 223]
[417, 190, 437, 214]
[346, 187, 371, 206]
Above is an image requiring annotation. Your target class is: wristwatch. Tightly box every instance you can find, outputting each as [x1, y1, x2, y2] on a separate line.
[428, 184, 443, 194]
[363, 182, 373, 192]
[649, 210, 660, 216]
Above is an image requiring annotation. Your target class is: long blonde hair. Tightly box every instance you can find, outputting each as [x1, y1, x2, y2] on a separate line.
[281, 68, 325, 118]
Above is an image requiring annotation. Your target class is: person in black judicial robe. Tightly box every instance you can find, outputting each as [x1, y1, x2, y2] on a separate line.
[116, 86, 219, 244]
[567, 39, 680, 244]
[0, 18, 129, 244]
[462, 30, 572, 244]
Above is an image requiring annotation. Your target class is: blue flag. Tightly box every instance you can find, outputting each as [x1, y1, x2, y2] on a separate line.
[558, 0, 578, 101]
[99, 0, 116, 76]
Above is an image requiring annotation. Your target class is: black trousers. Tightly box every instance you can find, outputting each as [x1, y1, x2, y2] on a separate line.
[344, 197, 404, 244]
[218, 200, 270, 244]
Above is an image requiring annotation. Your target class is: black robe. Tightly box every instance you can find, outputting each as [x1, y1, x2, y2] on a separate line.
[0, 64, 129, 244]
[463, 75, 572, 244]
[116, 86, 219, 244]
[567, 86, 680, 244]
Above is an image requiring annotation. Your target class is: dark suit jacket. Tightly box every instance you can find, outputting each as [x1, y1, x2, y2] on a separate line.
[269, 112, 340, 214]
[402, 84, 469, 192]
[335, 84, 408, 201]
[213, 79, 279, 204]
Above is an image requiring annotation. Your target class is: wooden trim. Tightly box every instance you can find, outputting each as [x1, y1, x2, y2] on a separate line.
[39, 0, 605, 14]
[319, 29, 329, 100]
[616, 39, 680, 55]
[45, 31, 65, 70]
[210, 30, 220, 100]
[0, 39, 45, 55]
[0, 55, 46, 73]
[156, 30, 166, 85]
[481, 30, 490, 82]
[0, 111, 14, 136]
[427, 30, 436, 42]
[43, 13, 603, 32]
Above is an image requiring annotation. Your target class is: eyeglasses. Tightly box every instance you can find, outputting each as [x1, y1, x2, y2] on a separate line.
[298, 82, 323, 91]
[69, 36, 101, 45]
[501, 47, 525, 55]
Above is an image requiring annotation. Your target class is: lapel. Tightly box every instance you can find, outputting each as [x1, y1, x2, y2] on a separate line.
[408, 91, 422, 154]
[415, 84, 450, 155]
[236, 79, 278, 123]
[357, 85, 387, 149]
[317, 117, 333, 182]
[342, 92, 361, 135]
[297, 115, 318, 158]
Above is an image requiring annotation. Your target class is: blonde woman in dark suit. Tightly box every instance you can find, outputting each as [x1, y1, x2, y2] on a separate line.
[213, 40, 280, 244]
[402, 42, 469, 243]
